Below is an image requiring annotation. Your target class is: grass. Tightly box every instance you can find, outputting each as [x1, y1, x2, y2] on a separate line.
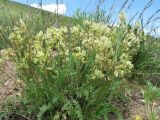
[0, 0, 75, 49]
[0, 0, 160, 120]
[0, 0, 72, 27]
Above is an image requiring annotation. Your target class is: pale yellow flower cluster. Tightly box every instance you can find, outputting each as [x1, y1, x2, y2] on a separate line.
[6, 13, 145, 80]
[0, 48, 14, 61]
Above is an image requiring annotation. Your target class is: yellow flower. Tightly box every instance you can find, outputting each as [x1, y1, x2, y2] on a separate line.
[134, 115, 142, 120]
[119, 12, 126, 24]
[36, 31, 43, 40]
[0, 58, 2, 64]
[134, 21, 141, 30]
[7, 15, 145, 80]
[92, 69, 105, 79]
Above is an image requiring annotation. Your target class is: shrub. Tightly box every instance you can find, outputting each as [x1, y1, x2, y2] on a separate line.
[1, 12, 146, 119]
[8, 13, 145, 79]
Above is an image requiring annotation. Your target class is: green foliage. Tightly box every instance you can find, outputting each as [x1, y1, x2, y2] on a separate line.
[0, 112, 7, 119]
[144, 82, 160, 103]
[2, 16, 144, 119]
[0, 0, 74, 50]
[133, 35, 160, 85]
[1, 1, 160, 120]
[6, 14, 145, 81]
[74, 0, 112, 24]
[143, 82, 160, 120]
[19, 51, 123, 119]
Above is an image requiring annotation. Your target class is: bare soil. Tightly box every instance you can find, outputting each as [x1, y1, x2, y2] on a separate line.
[0, 61, 22, 110]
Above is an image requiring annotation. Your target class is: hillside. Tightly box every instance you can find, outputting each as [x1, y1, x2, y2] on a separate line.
[0, 0, 74, 49]
[0, 0, 72, 29]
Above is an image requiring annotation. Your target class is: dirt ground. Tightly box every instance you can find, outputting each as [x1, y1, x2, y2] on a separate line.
[125, 83, 160, 120]
[0, 61, 22, 110]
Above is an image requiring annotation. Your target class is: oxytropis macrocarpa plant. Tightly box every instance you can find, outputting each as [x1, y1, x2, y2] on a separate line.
[0, 12, 145, 81]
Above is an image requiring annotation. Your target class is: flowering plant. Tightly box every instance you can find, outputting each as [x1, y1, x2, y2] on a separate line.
[3, 13, 145, 81]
